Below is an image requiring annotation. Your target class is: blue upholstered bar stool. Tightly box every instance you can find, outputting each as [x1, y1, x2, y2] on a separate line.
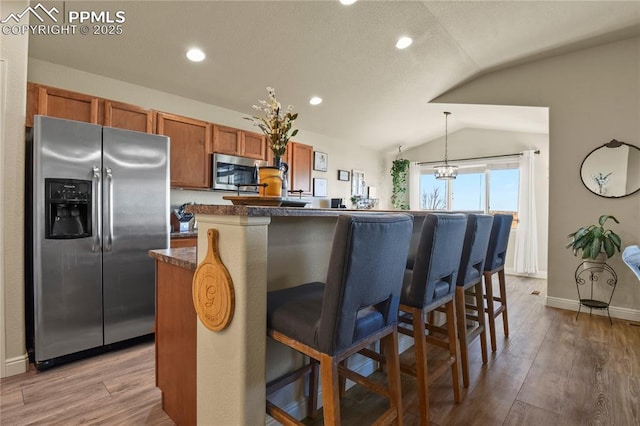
[266, 214, 413, 425]
[455, 214, 493, 388]
[397, 213, 468, 426]
[483, 214, 514, 352]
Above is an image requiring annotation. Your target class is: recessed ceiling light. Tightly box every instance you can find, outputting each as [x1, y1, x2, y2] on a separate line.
[186, 48, 205, 62]
[309, 96, 323, 106]
[395, 36, 413, 50]
[339, 0, 357, 5]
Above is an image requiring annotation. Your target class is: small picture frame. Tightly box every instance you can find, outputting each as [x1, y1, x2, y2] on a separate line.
[314, 151, 328, 172]
[338, 170, 350, 181]
[313, 178, 328, 197]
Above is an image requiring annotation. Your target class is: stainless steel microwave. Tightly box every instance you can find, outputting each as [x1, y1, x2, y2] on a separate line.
[211, 153, 267, 192]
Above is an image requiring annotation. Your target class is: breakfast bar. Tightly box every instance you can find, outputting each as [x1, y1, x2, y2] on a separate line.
[150, 205, 429, 425]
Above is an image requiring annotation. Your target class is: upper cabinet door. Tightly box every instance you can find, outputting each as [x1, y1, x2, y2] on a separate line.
[28, 84, 101, 126]
[157, 112, 212, 189]
[242, 131, 266, 160]
[289, 142, 313, 196]
[213, 125, 267, 160]
[104, 100, 155, 133]
[213, 125, 242, 156]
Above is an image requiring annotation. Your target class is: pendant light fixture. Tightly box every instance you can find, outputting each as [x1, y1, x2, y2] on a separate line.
[434, 111, 458, 180]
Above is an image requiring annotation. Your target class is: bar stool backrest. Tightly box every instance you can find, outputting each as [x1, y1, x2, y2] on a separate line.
[401, 213, 467, 309]
[485, 214, 514, 273]
[457, 214, 494, 287]
[318, 213, 413, 355]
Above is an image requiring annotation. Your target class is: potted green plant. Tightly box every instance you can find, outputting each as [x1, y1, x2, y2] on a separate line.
[391, 159, 410, 210]
[566, 215, 622, 263]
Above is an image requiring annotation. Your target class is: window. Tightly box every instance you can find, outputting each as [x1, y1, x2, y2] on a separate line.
[419, 160, 520, 225]
[419, 174, 446, 210]
[452, 172, 485, 212]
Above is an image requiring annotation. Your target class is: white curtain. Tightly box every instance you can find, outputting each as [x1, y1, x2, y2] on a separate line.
[409, 162, 421, 210]
[514, 150, 539, 274]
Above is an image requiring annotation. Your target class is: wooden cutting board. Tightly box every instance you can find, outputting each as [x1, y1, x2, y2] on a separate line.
[192, 229, 235, 332]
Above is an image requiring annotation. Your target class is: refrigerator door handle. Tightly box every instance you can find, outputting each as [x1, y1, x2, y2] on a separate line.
[92, 166, 102, 252]
[105, 167, 114, 252]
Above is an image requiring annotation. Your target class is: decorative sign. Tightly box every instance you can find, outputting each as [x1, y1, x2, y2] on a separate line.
[192, 229, 235, 332]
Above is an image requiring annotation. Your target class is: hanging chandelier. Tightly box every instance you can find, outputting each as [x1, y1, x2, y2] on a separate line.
[434, 111, 458, 180]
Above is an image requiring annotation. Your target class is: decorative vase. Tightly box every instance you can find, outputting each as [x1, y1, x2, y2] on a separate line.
[273, 156, 282, 169]
[259, 166, 282, 197]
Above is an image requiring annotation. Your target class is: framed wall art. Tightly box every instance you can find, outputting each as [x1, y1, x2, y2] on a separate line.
[313, 178, 328, 197]
[313, 151, 328, 172]
[338, 170, 350, 181]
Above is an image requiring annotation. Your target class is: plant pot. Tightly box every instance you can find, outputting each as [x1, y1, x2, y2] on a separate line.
[583, 252, 607, 272]
[259, 167, 282, 197]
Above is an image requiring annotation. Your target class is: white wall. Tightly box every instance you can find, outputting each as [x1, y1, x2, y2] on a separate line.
[401, 127, 549, 277]
[433, 37, 640, 318]
[27, 59, 388, 211]
[0, 0, 29, 377]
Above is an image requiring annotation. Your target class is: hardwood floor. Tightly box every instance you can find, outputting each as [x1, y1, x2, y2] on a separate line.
[0, 342, 174, 425]
[1, 276, 639, 425]
[303, 276, 640, 426]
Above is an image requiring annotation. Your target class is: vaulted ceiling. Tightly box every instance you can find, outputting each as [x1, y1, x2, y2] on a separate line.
[27, 1, 640, 152]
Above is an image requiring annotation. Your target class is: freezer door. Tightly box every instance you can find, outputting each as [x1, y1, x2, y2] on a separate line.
[102, 127, 169, 344]
[31, 116, 104, 362]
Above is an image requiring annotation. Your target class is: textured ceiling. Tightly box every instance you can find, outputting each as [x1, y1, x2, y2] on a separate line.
[27, 1, 640, 152]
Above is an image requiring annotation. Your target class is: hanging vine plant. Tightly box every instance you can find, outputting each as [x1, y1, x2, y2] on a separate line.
[391, 158, 410, 210]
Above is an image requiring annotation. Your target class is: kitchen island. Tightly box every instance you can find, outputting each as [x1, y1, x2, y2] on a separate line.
[151, 205, 427, 425]
[149, 247, 196, 426]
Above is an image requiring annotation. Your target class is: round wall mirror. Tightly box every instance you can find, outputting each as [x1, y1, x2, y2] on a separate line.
[580, 139, 640, 198]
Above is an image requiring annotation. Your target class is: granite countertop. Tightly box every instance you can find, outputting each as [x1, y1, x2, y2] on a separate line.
[186, 204, 431, 218]
[170, 231, 198, 239]
[149, 247, 197, 271]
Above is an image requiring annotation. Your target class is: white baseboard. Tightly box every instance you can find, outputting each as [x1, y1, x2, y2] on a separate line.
[2, 353, 29, 377]
[266, 335, 414, 425]
[505, 267, 547, 280]
[545, 296, 640, 322]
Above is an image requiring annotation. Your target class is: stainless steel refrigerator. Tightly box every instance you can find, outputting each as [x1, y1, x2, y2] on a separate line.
[26, 115, 170, 369]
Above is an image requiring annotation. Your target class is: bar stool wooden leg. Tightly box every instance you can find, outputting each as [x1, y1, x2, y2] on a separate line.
[381, 329, 403, 426]
[499, 269, 509, 338]
[308, 359, 319, 419]
[473, 282, 488, 364]
[320, 353, 341, 426]
[455, 286, 470, 388]
[338, 360, 348, 397]
[445, 300, 461, 403]
[484, 271, 498, 352]
[412, 308, 430, 426]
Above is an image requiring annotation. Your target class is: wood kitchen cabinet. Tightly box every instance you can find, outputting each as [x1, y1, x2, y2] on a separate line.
[170, 237, 197, 248]
[157, 112, 212, 189]
[104, 100, 155, 133]
[212, 125, 241, 155]
[213, 124, 266, 160]
[266, 141, 312, 195]
[27, 83, 101, 127]
[154, 258, 197, 426]
[242, 130, 267, 160]
[289, 141, 313, 196]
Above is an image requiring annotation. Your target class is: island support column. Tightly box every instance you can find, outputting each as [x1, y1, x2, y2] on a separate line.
[195, 214, 271, 425]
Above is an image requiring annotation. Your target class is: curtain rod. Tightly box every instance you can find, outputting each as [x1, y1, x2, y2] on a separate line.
[416, 149, 540, 166]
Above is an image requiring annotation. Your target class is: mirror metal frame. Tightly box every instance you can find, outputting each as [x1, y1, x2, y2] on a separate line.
[580, 139, 640, 198]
